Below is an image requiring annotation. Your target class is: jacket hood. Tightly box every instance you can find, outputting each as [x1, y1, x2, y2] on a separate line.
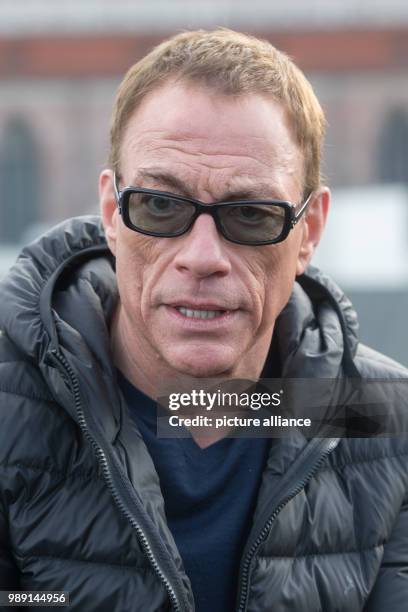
[0, 216, 113, 364]
[0, 215, 360, 388]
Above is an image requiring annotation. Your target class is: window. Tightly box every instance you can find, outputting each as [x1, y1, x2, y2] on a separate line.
[0, 117, 41, 244]
[377, 107, 408, 184]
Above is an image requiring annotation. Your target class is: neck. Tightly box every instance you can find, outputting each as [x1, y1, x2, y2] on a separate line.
[110, 302, 274, 447]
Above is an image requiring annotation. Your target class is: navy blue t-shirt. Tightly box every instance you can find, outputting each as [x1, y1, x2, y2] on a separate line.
[119, 372, 271, 612]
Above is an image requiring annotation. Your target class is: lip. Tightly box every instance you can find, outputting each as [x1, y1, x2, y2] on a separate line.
[166, 300, 236, 311]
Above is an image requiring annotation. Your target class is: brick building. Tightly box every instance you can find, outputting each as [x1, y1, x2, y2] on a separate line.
[0, 0, 408, 362]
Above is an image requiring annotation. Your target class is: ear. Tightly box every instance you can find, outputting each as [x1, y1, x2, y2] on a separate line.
[99, 169, 119, 256]
[296, 187, 330, 276]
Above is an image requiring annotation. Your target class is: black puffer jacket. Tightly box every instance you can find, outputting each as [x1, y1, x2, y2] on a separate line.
[0, 216, 408, 612]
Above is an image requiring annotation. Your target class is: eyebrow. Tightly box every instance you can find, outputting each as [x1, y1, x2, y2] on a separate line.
[130, 168, 286, 202]
[132, 169, 192, 198]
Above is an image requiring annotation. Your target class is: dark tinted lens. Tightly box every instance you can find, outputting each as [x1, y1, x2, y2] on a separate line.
[127, 192, 195, 234]
[218, 204, 286, 243]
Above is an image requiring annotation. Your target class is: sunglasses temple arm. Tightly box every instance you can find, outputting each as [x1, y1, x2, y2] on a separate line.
[291, 191, 314, 227]
[112, 171, 122, 210]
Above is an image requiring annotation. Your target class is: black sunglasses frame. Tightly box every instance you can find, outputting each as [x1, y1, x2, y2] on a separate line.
[113, 172, 313, 246]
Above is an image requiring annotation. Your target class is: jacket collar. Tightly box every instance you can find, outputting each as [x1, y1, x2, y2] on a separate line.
[0, 216, 360, 426]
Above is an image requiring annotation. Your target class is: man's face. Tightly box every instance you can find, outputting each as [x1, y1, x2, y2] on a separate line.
[100, 81, 326, 378]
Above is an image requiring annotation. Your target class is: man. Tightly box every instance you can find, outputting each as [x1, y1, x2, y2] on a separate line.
[0, 29, 407, 612]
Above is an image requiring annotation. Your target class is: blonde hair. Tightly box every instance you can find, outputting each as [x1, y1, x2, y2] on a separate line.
[109, 29, 326, 195]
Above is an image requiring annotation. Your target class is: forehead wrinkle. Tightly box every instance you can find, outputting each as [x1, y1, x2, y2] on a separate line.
[130, 166, 294, 202]
[125, 128, 292, 170]
[123, 132, 304, 201]
[132, 142, 296, 182]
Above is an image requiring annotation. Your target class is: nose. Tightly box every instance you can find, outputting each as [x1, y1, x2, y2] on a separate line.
[173, 213, 232, 279]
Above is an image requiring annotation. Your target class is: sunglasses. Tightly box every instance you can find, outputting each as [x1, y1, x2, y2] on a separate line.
[113, 173, 312, 246]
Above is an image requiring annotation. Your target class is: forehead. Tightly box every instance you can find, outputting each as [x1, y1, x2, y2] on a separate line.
[119, 81, 304, 200]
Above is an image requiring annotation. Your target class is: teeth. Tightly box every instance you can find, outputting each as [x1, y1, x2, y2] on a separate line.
[177, 307, 224, 319]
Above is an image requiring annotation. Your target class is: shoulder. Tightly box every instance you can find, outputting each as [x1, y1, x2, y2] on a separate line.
[328, 342, 408, 493]
[0, 330, 88, 485]
[321, 342, 408, 477]
[355, 342, 408, 378]
[0, 330, 55, 403]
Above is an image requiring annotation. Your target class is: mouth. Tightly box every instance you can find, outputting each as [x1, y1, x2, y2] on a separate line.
[176, 306, 227, 320]
[164, 301, 237, 326]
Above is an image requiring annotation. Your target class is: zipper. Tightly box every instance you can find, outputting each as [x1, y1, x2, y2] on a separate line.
[236, 436, 339, 612]
[50, 349, 184, 612]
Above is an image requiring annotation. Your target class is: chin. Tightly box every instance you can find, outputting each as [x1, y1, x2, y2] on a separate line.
[165, 348, 235, 378]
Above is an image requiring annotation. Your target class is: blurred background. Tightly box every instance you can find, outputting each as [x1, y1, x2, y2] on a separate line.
[1, 0, 408, 364]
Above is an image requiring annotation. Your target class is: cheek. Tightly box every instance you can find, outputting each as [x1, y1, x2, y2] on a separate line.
[115, 229, 178, 324]
[253, 242, 300, 326]
[114, 229, 156, 313]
